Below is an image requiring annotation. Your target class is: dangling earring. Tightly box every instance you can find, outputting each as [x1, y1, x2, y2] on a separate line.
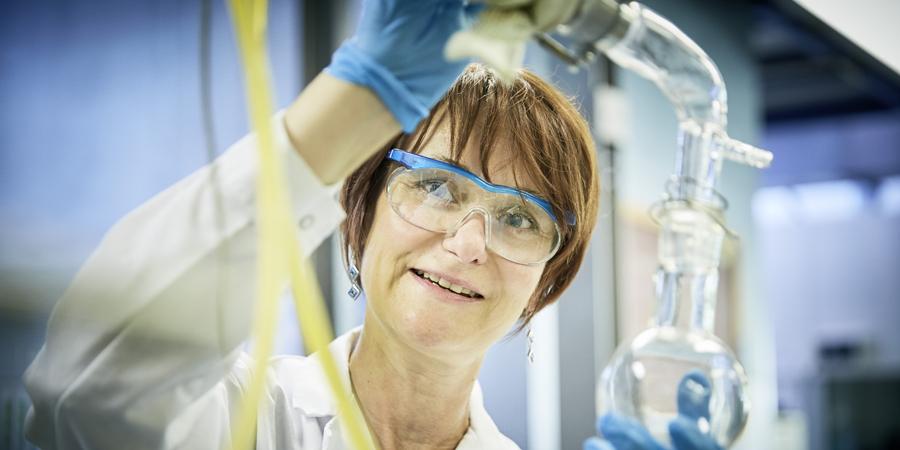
[347, 251, 361, 300]
[525, 287, 551, 364]
[526, 325, 535, 364]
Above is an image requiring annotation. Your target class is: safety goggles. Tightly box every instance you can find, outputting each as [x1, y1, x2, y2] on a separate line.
[385, 149, 573, 265]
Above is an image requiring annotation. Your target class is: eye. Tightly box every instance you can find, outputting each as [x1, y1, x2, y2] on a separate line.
[416, 178, 456, 203]
[500, 208, 538, 231]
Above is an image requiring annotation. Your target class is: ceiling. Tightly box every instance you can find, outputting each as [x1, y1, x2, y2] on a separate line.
[751, 0, 900, 123]
[749, 0, 900, 185]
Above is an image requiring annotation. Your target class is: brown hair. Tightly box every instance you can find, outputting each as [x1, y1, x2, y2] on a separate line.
[340, 64, 599, 330]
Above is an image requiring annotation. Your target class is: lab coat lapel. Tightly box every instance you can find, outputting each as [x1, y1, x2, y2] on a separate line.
[289, 328, 358, 449]
[455, 382, 510, 449]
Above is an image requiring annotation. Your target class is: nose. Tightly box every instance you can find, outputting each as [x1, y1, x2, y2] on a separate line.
[442, 210, 489, 265]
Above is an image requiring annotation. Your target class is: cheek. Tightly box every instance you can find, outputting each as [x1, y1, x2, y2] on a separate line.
[361, 199, 405, 289]
[359, 195, 435, 307]
[494, 264, 543, 319]
[469, 263, 543, 348]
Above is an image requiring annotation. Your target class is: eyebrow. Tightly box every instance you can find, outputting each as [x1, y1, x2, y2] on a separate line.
[433, 155, 545, 198]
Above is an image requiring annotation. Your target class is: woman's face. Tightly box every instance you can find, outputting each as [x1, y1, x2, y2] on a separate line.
[360, 124, 545, 361]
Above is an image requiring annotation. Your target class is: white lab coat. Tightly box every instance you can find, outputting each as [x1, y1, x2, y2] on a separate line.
[23, 114, 520, 450]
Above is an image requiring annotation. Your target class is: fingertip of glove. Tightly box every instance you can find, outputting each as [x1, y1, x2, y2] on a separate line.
[677, 370, 712, 421]
[597, 413, 624, 436]
[681, 369, 711, 389]
[583, 437, 615, 450]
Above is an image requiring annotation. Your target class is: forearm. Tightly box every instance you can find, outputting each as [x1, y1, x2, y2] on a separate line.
[284, 72, 402, 185]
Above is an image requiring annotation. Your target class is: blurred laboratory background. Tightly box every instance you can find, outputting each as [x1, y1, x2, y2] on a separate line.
[1, 0, 898, 449]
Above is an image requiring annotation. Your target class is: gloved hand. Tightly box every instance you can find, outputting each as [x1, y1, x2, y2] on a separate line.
[326, 0, 478, 132]
[583, 371, 724, 450]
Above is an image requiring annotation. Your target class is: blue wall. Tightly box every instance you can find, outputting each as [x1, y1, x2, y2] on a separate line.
[0, 0, 302, 311]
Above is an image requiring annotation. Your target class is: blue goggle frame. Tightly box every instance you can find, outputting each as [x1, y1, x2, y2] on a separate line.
[385, 148, 576, 226]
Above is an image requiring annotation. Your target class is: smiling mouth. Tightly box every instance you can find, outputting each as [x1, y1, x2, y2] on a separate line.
[411, 269, 484, 299]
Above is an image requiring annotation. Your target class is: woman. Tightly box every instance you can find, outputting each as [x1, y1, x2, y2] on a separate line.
[24, 0, 718, 449]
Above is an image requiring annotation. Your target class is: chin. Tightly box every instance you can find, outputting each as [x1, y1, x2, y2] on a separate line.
[382, 306, 484, 360]
[398, 309, 459, 349]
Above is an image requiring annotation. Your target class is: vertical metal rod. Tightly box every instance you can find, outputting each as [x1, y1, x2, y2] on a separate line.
[301, 0, 339, 326]
[601, 55, 620, 343]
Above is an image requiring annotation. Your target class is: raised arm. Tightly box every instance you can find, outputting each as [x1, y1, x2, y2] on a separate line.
[284, 74, 400, 185]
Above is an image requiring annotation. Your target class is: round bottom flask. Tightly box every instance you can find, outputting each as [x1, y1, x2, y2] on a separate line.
[600, 195, 753, 447]
[597, 325, 750, 447]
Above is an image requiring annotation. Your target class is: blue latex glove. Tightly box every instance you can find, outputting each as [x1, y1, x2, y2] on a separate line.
[584, 371, 724, 450]
[326, 0, 478, 132]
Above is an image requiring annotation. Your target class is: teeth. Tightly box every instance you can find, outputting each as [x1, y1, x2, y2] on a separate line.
[449, 284, 475, 296]
[415, 270, 479, 298]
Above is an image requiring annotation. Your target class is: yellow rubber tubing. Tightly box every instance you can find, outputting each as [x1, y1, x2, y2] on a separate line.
[225, 0, 376, 448]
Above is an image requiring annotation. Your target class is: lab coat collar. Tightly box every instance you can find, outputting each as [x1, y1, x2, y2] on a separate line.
[291, 327, 514, 449]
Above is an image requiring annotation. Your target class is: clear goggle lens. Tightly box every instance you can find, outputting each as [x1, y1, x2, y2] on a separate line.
[386, 167, 562, 265]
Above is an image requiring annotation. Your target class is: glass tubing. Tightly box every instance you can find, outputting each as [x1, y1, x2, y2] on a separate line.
[553, 0, 774, 331]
